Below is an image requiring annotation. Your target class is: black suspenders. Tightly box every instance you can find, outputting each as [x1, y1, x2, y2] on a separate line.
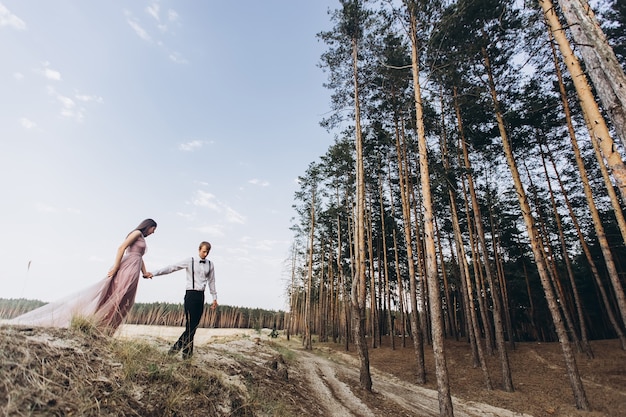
[191, 257, 210, 290]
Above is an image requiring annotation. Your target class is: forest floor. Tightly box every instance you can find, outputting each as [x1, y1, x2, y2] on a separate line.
[1, 324, 625, 416]
[317, 335, 626, 417]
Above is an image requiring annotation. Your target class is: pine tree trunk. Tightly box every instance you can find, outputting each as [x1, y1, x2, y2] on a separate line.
[466, 45, 515, 393]
[449, 91, 494, 388]
[489, 207, 515, 350]
[539, 143, 593, 357]
[380, 166, 396, 350]
[543, 19, 626, 347]
[408, 9, 454, 415]
[351, 29, 372, 390]
[540, 0, 626, 207]
[388, 151, 408, 348]
[484, 36, 590, 409]
[396, 116, 426, 382]
[460, 173, 494, 355]
[523, 159, 582, 351]
[366, 196, 379, 348]
[304, 193, 315, 351]
[556, 0, 626, 145]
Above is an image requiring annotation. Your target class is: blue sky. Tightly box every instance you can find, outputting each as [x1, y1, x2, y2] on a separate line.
[0, 1, 337, 311]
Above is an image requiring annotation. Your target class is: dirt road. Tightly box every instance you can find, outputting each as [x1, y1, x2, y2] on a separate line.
[292, 348, 531, 417]
[118, 325, 532, 417]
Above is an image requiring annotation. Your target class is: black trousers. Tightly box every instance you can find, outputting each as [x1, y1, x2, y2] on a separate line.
[172, 290, 205, 358]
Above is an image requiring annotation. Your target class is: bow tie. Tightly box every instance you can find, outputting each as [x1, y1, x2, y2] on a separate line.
[199, 260, 206, 263]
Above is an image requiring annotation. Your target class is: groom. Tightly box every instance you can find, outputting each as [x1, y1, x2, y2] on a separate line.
[148, 241, 218, 359]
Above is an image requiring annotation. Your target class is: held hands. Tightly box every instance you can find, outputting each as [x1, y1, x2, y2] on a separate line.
[210, 300, 218, 310]
[142, 272, 153, 279]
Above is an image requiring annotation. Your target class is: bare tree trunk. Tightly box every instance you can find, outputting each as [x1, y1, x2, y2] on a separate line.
[435, 216, 455, 339]
[408, 9, 454, 416]
[396, 116, 426, 382]
[462, 45, 515, 394]
[287, 241, 299, 341]
[545, 10, 626, 248]
[346, 194, 355, 351]
[448, 90, 494, 389]
[319, 243, 328, 343]
[548, 140, 626, 350]
[484, 40, 590, 409]
[404, 142, 430, 347]
[522, 159, 582, 352]
[539, 142, 593, 357]
[459, 168, 494, 355]
[304, 191, 316, 351]
[380, 164, 395, 350]
[388, 154, 408, 348]
[489, 204, 515, 350]
[540, 0, 626, 205]
[556, 0, 626, 145]
[351, 30, 372, 391]
[544, 23, 626, 347]
[366, 195, 379, 348]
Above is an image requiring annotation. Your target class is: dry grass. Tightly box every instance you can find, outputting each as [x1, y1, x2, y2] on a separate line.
[0, 324, 262, 416]
[5, 322, 624, 417]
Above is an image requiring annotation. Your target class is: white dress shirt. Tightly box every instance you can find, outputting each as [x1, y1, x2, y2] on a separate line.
[152, 257, 217, 302]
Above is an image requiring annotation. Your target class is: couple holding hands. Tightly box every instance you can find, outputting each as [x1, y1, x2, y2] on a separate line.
[11, 218, 218, 360]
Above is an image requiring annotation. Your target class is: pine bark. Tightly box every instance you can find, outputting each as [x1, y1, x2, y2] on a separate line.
[484, 36, 590, 410]
[556, 0, 626, 145]
[408, 7, 454, 415]
[546, 26, 626, 350]
[539, 0, 626, 208]
[304, 190, 315, 351]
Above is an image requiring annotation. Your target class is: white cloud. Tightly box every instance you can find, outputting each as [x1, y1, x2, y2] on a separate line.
[225, 207, 246, 224]
[146, 3, 160, 22]
[146, 3, 170, 33]
[167, 10, 179, 22]
[13, 72, 24, 80]
[19, 117, 36, 129]
[127, 17, 151, 41]
[55, 93, 84, 121]
[192, 190, 220, 211]
[249, 178, 270, 187]
[44, 86, 101, 122]
[75, 93, 103, 103]
[57, 94, 75, 109]
[36, 62, 61, 81]
[179, 140, 203, 151]
[44, 68, 61, 81]
[192, 190, 246, 224]
[0, 3, 26, 30]
[168, 52, 188, 64]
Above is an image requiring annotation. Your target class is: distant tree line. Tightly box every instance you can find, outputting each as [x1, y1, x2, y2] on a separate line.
[0, 298, 286, 331]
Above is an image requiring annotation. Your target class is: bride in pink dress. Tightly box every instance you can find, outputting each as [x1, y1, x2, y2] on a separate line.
[8, 219, 157, 334]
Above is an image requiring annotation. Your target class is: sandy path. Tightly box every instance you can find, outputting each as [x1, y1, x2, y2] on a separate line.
[117, 325, 532, 417]
[296, 348, 532, 417]
[116, 324, 259, 344]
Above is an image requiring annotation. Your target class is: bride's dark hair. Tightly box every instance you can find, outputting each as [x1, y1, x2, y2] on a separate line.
[134, 218, 157, 235]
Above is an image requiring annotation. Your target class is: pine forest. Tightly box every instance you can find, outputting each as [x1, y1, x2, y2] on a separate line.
[286, 0, 626, 413]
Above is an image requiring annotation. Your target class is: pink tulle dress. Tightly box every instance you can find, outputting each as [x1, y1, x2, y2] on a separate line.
[8, 234, 147, 334]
